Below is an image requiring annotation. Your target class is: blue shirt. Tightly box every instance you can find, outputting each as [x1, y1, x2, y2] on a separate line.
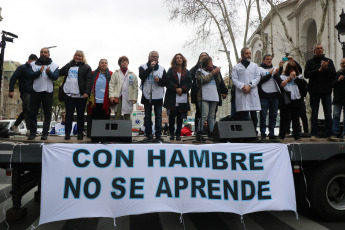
[95, 73, 107, 103]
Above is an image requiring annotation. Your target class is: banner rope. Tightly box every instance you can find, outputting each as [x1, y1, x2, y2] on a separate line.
[240, 215, 247, 230]
[179, 213, 186, 230]
[296, 143, 311, 208]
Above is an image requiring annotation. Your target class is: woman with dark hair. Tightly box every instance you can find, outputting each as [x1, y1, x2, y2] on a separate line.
[195, 56, 222, 141]
[163, 53, 192, 141]
[279, 61, 307, 140]
[109, 56, 138, 120]
[190, 52, 209, 133]
[87, 59, 113, 136]
[59, 50, 92, 140]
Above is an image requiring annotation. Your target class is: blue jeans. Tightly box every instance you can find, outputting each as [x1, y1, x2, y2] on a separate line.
[310, 93, 333, 137]
[332, 104, 345, 136]
[144, 103, 162, 137]
[198, 101, 217, 133]
[260, 98, 278, 137]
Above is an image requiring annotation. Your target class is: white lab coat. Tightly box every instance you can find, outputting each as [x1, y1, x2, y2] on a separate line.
[231, 62, 261, 112]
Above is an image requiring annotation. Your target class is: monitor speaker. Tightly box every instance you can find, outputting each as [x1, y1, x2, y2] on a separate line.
[91, 120, 132, 143]
[213, 121, 257, 142]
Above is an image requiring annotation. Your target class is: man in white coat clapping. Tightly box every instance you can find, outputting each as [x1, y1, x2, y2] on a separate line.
[231, 47, 261, 122]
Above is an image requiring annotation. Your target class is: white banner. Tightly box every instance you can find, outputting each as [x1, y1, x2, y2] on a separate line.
[39, 143, 296, 225]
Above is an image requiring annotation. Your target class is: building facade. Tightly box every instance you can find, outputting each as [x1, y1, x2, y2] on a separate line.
[248, 0, 345, 68]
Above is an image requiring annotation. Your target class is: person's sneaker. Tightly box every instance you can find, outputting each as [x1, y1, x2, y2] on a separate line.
[176, 136, 181, 141]
[260, 135, 266, 141]
[310, 136, 317, 141]
[26, 130, 30, 136]
[155, 136, 164, 142]
[328, 136, 337, 142]
[27, 134, 36, 140]
[144, 134, 153, 142]
[65, 134, 70, 140]
[41, 135, 48, 140]
[11, 125, 20, 134]
[77, 134, 83, 140]
[170, 135, 174, 141]
[269, 135, 278, 140]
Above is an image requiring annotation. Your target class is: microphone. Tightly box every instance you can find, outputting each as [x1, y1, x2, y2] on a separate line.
[2, 30, 18, 38]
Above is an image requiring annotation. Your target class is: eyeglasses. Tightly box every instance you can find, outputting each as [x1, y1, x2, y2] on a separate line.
[61, 115, 66, 117]
[151, 56, 159, 58]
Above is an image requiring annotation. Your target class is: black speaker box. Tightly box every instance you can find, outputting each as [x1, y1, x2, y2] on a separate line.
[91, 120, 132, 143]
[213, 121, 257, 142]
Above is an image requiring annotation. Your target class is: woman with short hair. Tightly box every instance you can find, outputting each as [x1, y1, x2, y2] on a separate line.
[59, 50, 92, 140]
[109, 56, 138, 120]
[163, 53, 192, 141]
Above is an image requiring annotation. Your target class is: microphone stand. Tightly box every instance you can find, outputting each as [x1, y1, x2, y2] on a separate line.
[199, 62, 204, 143]
[149, 64, 154, 104]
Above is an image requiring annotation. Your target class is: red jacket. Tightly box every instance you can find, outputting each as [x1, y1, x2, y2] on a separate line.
[181, 127, 192, 136]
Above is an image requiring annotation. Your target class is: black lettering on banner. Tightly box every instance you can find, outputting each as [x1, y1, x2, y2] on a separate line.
[84, 178, 101, 199]
[208, 179, 221, 200]
[189, 150, 210, 168]
[93, 150, 112, 168]
[223, 180, 239, 200]
[64, 177, 81, 198]
[73, 149, 90, 167]
[241, 180, 255, 200]
[231, 153, 247, 170]
[175, 177, 188, 198]
[130, 178, 144, 199]
[148, 149, 166, 167]
[156, 177, 173, 198]
[250, 153, 264, 170]
[191, 177, 206, 198]
[258, 181, 271, 200]
[169, 150, 187, 167]
[115, 150, 134, 167]
[212, 152, 228, 170]
[111, 177, 126, 199]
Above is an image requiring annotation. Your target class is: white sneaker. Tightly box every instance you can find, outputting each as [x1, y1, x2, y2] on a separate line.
[11, 125, 20, 134]
[26, 130, 30, 136]
[310, 136, 317, 141]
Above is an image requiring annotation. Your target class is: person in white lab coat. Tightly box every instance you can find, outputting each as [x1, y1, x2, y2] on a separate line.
[231, 47, 261, 121]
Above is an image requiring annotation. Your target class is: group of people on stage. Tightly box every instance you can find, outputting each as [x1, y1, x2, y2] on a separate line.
[8, 44, 345, 142]
[9, 48, 139, 141]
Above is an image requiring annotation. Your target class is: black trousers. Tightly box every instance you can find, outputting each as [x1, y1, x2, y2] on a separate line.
[279, 101, 302, 139]
[29, 91, 52, 135]
[87, 103, 110, 137]
[64, 95, 87, 135]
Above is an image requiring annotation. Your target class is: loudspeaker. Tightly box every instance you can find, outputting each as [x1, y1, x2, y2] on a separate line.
[91, 120, 132, 143]
[213, 121, 257, 142]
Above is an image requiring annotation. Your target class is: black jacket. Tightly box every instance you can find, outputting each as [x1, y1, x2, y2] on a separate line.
[9, 62, 34, 93]
[139, 61, 167, 105]
[304, 55, 336, 94]
[59, 61, 92, 95]
[332, 70, 345, 106]
[258, 63, 282, 98]
[163, 68, 192, 112]
[190, 64, 228, 105]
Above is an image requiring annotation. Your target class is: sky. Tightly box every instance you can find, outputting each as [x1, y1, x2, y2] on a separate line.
[0, 0, 229, 76]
